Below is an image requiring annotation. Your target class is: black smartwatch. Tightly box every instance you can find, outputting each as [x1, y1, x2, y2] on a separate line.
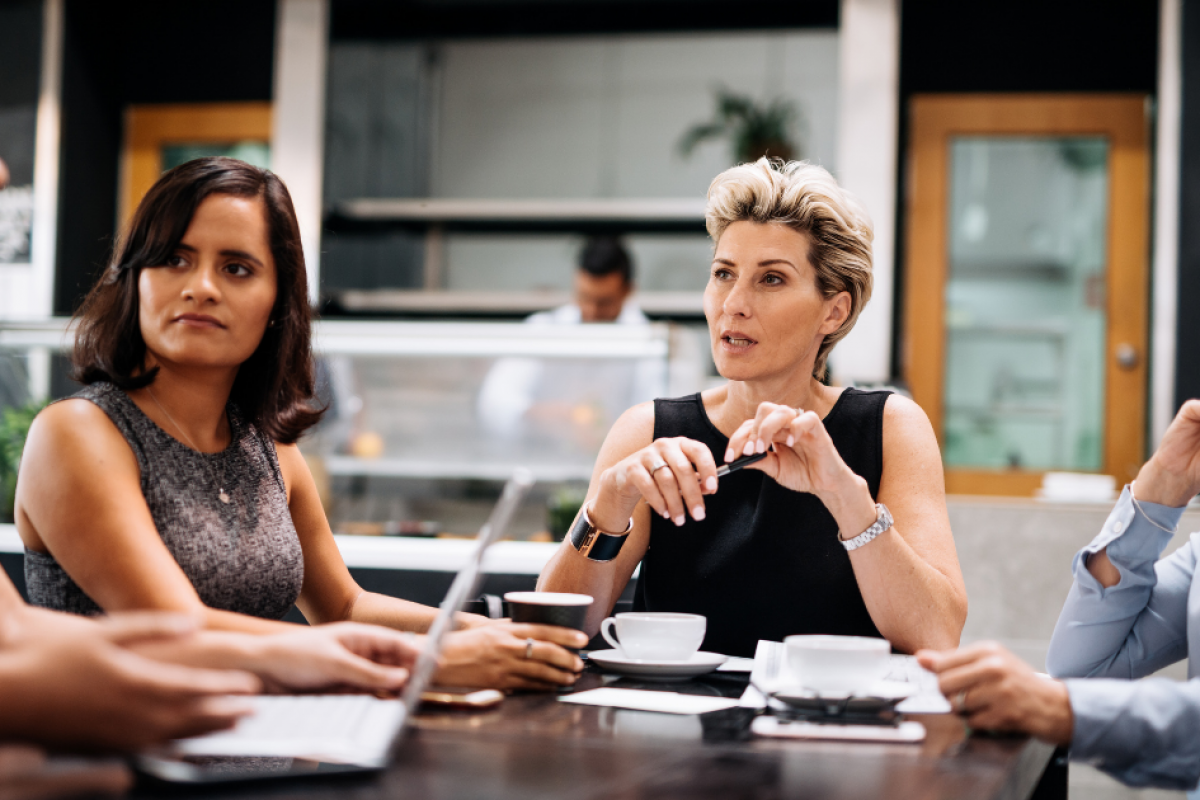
[569, 505, 632, 562]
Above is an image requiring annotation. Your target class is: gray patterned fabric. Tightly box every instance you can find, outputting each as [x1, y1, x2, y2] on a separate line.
[25, 382, 304, 619]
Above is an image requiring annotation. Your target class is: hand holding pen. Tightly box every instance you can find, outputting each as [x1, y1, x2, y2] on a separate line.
[591, 435, 771, 532]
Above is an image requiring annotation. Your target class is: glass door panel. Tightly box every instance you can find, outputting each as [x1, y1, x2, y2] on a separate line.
[943, 137, 1108, 471]
[903, 95, 1149, 495]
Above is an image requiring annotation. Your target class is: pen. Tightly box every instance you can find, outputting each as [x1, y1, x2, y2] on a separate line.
[716, 452, 768, 477]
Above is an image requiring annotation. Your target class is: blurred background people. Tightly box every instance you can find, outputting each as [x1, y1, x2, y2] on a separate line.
[477, 236, 662, 458]
[532, 236, 646, 325]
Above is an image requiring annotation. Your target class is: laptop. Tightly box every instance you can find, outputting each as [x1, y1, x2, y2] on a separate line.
[134, 468, 535, 784]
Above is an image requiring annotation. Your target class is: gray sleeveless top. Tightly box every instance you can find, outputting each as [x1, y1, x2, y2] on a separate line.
[25, 382, 305, 619]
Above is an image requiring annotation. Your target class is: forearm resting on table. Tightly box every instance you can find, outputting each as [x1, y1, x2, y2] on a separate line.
[128, 630, 273, 672]
[198, 607, 297, 635]
[537, 549, 627, 635]
[821, 478, 965, 652]
[338, 590, 484, 633]
[852, 533, 965, 653]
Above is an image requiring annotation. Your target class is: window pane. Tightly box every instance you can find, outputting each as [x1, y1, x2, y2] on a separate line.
[942, 137, 1107, 471]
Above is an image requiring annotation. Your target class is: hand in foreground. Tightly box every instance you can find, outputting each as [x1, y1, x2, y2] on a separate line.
[436, 622, 587, 690]
[916, 642, 1073, 745]
[594, 436, 718, 529]
[242, 622, 418, 694]
[1136, 399, 1200, 507]
[0, 745, 133, 800]
[0, 613, 259, 751]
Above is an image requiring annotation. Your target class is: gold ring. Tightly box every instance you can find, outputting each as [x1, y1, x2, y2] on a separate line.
[524, 638, 535, 660]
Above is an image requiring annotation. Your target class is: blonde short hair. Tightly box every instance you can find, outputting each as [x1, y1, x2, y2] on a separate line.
[705, 158, 874, 379]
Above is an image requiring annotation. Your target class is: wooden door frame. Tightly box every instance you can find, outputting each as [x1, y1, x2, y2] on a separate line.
[119, 102, 273, 227]
[902, 94, 1150, 496]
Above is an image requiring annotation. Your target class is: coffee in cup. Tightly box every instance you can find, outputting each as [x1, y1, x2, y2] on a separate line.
[600, 612, 706, 661]
[784, 634, 889, 695]
[504, 591, 593, 631]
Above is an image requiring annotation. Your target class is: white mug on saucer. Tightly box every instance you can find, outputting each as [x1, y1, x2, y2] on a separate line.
[784, 634, 890, 695]
[600, 612, 706, 661]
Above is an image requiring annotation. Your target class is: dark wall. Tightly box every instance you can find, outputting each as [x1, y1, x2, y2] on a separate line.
[1176, 1, 1200, 408]
[329, 0, 837, 40]
[894, 0, 1161, 380]
[54, 0, 277, 316]
[0, 1, 42, 188]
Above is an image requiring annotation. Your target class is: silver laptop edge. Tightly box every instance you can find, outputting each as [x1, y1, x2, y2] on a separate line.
[400, 466, 534, 719]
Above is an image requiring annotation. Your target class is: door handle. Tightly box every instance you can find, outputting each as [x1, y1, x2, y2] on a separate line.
[1115, 343, 1139, 371]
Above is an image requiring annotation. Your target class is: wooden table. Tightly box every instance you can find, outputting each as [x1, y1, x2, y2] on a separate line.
[124, 671, 1061, 800]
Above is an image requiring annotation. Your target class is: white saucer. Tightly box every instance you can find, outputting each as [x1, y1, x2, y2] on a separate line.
[588, 650, 728, 680]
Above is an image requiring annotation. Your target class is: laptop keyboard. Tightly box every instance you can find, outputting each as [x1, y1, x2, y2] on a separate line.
[172, 695, 406, 764]
[232, 696, 385, 741]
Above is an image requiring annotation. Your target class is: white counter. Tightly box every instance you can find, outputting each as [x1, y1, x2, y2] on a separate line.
[0, 524, 560, 575]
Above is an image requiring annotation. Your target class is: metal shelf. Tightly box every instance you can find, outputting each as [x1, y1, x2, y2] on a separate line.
[332, 289, 704, 318]
[0, 523, 559, 574]
[327, 197, 708, 234]
[324, 456, 594, 483]
[0, 318, 673, 360]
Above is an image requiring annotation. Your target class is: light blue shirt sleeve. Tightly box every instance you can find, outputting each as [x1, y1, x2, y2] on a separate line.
[1046, 485, 1188, 680]
[1044, 485, 1200, 790]
[1066, 677, 1200, 791]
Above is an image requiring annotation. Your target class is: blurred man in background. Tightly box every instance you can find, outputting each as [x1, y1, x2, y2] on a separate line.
[477, 236, 663, 465]
[529, 236, 648, 325]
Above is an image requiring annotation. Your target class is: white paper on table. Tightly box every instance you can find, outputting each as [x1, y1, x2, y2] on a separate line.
[560, 688, 741, 715]
[895, 693, 952, 714]
[716, 657, 755, 672]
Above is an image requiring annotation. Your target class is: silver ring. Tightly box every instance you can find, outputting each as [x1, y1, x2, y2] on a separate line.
[953, 691, 967, 714]
[524, 638, 535, 660]
[649, 458, 669, 474]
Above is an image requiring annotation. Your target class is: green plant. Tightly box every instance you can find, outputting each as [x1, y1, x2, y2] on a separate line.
[678, 88, 803, 164]
[0, 400, 45, 523]
[546, 485, 588, 543]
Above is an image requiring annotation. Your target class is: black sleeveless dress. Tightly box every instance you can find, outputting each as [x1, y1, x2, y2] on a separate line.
[632, 388, 891, 657]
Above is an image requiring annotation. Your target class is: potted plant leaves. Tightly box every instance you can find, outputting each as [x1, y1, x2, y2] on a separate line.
[0, 401, 44, 523]
[679, 88, 803, 164]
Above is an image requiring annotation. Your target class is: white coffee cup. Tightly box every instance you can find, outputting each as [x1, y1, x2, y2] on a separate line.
[784, 635, 890, 695]
[600, 612, 706, 661]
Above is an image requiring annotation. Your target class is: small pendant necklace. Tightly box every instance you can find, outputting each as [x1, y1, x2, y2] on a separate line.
[147, 387, 232, 504]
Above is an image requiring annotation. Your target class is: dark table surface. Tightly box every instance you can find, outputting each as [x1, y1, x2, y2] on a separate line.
[123, 670, 1057, 800]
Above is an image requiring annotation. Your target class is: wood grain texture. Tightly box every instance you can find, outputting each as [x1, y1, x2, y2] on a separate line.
[903, 94, 1150, 495]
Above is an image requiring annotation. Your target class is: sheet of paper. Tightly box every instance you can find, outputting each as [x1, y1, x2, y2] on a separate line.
[895, 693, 953, 714]
[560, 688, 741, 715]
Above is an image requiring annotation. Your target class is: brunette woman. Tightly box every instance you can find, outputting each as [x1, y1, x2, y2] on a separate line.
[15, 157, 583, 689]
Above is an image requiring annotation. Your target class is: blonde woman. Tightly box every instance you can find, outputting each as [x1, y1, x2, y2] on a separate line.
[539, 159, 966, 657]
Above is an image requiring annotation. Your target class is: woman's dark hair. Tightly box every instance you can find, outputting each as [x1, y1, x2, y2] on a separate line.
[72, 157, 323, 444]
